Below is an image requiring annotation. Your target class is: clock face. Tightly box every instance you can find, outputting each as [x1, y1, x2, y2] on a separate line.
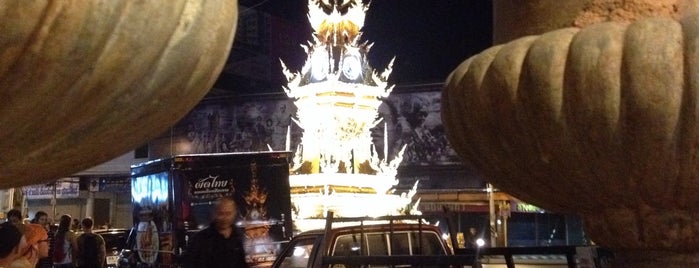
[342, 55, 361, 81]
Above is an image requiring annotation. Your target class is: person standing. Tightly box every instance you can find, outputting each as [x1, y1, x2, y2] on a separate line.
[75, 218, 106, 268]
[30, 211, 52, 268]
[0, 222, 24, 267]
[29, 212, 48, 226]
[6, 209, 22, 225]
[10, 224, 50, 268]
[71, 219, 81, 232]
[52, 215, 76, 268]
[464, 227, 480, 249]
[182, 197, 249, 268]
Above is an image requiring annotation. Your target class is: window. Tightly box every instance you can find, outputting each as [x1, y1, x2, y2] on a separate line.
[331, 230, 446, 268]
[390, 233, 411, 255]
[333, 235, 361, 256]
[279, 237, 316, 268]
[333, 231, 444, 256]
[409, 232, 445, 256]
[366, 233, 388, 256]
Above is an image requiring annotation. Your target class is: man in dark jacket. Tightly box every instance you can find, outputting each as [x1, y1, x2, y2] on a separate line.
[75, 218, 106, 268]
[183, 197, 248, 268]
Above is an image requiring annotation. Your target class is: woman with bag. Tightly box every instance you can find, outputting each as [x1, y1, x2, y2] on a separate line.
[52, 215, 77, 268]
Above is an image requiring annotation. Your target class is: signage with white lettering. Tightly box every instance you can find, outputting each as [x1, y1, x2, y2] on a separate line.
[189, 175, 236, 205]
[98, 177, 130, 193]
[192, 175, 232, 194]
[23, 178, 80, 199]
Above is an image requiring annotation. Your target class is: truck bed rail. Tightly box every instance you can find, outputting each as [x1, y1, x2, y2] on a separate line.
[322, 255, 477, 266]
[317, 212, 612, 268]
[321, 246, 610, 268]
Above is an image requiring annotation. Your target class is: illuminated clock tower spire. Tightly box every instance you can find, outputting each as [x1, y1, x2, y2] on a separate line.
[281, 0, 418, 231]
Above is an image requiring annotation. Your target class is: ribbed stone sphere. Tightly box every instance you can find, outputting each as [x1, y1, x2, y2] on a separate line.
[0, 1, 237, 188]
[443, 13, 699, 267]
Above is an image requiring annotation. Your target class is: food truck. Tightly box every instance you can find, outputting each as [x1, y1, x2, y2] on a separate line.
[123, 152, 293, 268]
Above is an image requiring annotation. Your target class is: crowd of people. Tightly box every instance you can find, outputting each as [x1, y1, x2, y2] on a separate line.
[2, 196, 251, 268]
[1, 210, 106, 268]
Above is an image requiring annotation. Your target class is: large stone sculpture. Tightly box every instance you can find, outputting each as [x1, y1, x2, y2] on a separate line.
[0, 1, 238, 188]
[443, 0, 699, 266]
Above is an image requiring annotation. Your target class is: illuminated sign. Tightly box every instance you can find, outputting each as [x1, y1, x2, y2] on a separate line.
[131, 172, 169, 205]
[189, 175, 235, 204]
[192, 175, 230, 195]
[514, 202, 545, 213]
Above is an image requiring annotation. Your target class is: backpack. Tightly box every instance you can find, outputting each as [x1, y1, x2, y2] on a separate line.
[78, 233, 101, 267]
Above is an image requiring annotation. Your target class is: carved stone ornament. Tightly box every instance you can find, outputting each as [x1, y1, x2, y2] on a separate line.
[444, 0, 699, 266]
[0, 1, 238, 188]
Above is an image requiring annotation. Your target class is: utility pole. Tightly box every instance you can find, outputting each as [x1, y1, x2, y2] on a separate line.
[487, 183, 497, 247]
[51, 182, 57, 220]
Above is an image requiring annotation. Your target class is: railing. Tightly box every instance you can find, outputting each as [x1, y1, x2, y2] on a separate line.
[321, 245, 612, 268]
[318, 211, 458, 267]
[472, 246, 577, 268]
[317, 211, 613, 268]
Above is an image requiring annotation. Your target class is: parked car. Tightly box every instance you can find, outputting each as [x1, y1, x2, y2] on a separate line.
[94, 228, 130, 268]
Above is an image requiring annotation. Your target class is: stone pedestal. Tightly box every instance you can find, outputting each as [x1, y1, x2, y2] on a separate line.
[493, 0, 698, 43]
[443, 0, 699, 266]
[0, 2, 238, 188]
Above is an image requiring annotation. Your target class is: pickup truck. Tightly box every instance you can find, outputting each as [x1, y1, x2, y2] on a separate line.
[272, 213, 475, 268]
[271, 212, 613, 268]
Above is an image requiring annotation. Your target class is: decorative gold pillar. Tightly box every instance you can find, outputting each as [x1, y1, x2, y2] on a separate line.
[443, 0, 699, 266]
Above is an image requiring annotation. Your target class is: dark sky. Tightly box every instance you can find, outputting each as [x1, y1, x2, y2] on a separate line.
[360, 0, 493, 85]
[220, 0, 493, 94]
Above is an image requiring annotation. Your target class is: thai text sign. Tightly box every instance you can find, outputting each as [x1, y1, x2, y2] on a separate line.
[23, 178, 79, 199]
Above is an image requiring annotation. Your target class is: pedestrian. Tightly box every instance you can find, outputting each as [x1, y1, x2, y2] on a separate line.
[0, 222, 24, 267]
[464, 227, 480, 248]
[30, 211, 53, 268]
[52, 215, 77, 268]
[71, 219, 80, 232]
[10, 224, 50, 268]
[29, 212, 48, 227]
[6, 209, 22, 225]
[75, 218, 106, 268]
[182, 196, 249, 268]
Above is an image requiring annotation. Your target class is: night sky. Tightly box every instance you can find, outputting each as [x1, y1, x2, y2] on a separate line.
[360, 0, 493, 85]
[221, 0, 493, 94]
